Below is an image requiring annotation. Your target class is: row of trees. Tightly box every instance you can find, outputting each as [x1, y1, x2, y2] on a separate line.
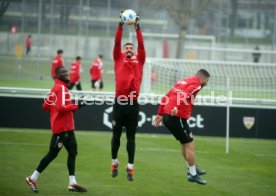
[0, 0, 245, 59]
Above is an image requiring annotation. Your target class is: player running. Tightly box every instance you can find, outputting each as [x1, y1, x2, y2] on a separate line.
[26, 66, 87, 193]
[153, 69, 210, 185]
[51, 49, 64, 79]
[68, 56, 82, 91]
[110, 13, 146, 181]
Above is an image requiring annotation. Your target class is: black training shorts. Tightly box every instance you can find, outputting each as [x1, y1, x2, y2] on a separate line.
[163, 114, 193, 144]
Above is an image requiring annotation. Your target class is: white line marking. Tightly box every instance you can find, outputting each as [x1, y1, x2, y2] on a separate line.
[0, 141, 47, 146]
[254, 153, 276, 157]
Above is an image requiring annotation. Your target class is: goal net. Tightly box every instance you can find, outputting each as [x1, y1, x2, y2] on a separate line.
[129, 32, 216, 60]
[142, 58, 276, 100]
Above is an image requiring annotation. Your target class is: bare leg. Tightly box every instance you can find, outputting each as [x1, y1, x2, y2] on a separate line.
[182, 141, 195, 166]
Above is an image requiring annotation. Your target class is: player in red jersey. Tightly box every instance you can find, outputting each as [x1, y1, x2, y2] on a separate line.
[110, 14, 145, 181]
[153, 69, 210, 185]
[25, 35, 32, 55]
[26, 66, 87, 193]
[51, 49, 64, 79]
[90, 54, 104, 90]
[68, 56, 82, 91]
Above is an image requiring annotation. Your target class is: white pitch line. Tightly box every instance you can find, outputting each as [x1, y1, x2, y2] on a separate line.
[138, 147, 178, 152]
[0, 141, 47, 146]
[138, 147, 210, 154]
[254, 153, 276, 157]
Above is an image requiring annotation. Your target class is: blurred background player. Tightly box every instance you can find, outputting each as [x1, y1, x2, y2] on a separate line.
[51, 49, 64, 79]
[25, 35, 32, 56]
[68, 56, 82, 91]
[153, 69, 210, 185]
[25, 66, 87, 193]
[252, 45, 261, 63]
[111, 12, 145, 181]
[90, 54, 104, 90]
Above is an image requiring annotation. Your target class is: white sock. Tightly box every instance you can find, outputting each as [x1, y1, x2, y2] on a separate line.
[69, 175, 77, 185]
[112, 159, 118, 165]
[188, 165, 197, 176]
[30, 170, 40, 182]
[127, 163, 134, 169]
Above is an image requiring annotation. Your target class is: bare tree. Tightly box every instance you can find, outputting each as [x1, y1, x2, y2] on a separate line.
[162, 0, 211, 58]
[0, 1, 10, 20]
[230, 0, 238, 36]
[60, 3, 74, 30]
[140, 0, 211, 59]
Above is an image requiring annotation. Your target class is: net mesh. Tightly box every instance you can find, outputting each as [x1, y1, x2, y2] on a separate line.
[142, 58, 276, 100]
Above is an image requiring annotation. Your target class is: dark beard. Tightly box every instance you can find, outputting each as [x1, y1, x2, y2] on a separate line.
[201, 82, 207, 88]
[60, 78, 70, 84]
[126, 51, 133, 58]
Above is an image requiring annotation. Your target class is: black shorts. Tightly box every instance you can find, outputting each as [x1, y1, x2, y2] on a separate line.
[163, 114, 193, 144]
[91, 80, 103, 89]
[112, 99, 139, 130]
[50, 130, 77, 152]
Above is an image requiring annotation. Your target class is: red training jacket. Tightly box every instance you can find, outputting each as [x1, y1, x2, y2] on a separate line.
[90, 59, 102, 80]
[26, 37, 31, 48]
[113, 26, 146, 100]
[69, 60, 81, 83]
[51, 55, 64, 79]
[42, 79, 79, 134]
[157, 76, 202, 119]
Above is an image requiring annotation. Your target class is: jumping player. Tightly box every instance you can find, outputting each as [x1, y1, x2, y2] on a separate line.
[111, 13, 146, 181]
[153, 69, 210, 185]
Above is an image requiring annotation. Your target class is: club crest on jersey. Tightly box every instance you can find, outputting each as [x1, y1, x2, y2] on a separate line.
[112, 120, 116, 127]
[243, 116, 255, 130]
[58, 142, 63, 148]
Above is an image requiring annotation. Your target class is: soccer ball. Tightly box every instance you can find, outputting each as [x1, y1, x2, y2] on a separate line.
[121, 9, 137, 25]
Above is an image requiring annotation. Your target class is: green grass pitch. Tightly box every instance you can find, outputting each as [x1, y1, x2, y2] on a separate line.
[0, 128, 276, 195]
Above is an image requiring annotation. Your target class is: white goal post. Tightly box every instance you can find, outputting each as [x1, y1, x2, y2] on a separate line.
[142, 58, 276, 154]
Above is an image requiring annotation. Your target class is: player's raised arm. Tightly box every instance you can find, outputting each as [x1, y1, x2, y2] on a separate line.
[134, 16, 146, 65]
[113, 13, 124, 61]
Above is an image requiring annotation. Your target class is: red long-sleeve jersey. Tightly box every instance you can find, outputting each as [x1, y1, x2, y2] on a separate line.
[113, 26, 146, 100]
[26, 37, 31, 48]
[51, 55, 64, 79]
[42, 79, 79, 134]
[90, 59, 102, 80]
[157, 76, 202, 119]
[69, 61, 81, 83]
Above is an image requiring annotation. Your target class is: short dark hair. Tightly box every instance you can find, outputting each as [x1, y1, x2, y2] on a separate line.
[123, 43, 134, 48]
[55, 66, 64, 75]
[196, 69, 210, 78]
[57, 49, 63, 54]
[98, 54, 103, 59]
[76, 56, 81, 61]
